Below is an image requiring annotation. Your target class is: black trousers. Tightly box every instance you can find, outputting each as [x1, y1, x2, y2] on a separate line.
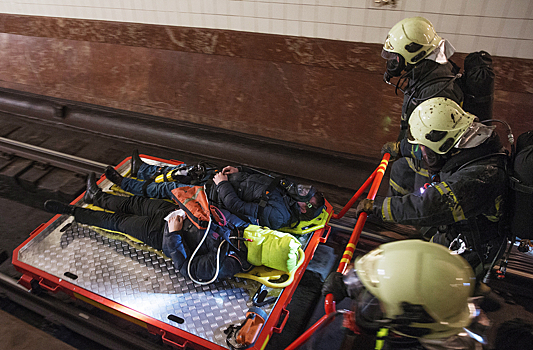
[73, 193, 177, 250]
[73, 193, 244, 281]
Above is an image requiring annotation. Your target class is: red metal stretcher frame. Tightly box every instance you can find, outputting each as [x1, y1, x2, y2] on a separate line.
[11, 154, 336, 350]
[286, 153, 390, 350]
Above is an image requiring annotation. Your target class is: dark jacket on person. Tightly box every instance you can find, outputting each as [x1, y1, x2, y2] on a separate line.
[376, 134, 507, 274]
[212, 170, 294, 230]
[400, 60, 464, 139]
[162, 210, 250, 282]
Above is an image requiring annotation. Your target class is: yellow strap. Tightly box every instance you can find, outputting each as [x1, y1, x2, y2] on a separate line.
[234, 248, 305, 288]
[375, 328, 389, 350]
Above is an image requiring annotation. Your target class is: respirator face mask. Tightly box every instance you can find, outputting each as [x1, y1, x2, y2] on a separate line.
[382, 50, 406, 82]
[286, 183, 316, 203]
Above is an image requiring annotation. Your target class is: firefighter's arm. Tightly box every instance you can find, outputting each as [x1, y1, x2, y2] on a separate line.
[376, 182, 463, 227]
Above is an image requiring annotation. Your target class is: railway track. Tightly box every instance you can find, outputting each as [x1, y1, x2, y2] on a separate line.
[1, 112, 532, 350]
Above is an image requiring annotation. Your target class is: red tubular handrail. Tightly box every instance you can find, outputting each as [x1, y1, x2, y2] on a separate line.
[285, 153, 390, 350]
[331, 169, 377, 220]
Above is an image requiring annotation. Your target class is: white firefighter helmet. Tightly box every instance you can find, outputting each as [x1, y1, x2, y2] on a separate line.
[408, 97, 476, 154]
[382, 17, 442, 65]
[355, 240, 476, 339]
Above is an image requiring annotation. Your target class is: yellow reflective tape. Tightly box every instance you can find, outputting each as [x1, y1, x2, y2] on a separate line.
[340, 258, 351, 264]
[381, 197, 394, 222]
[346, 243, 356, 250]
[485, 195, 503, 222]
[342, 250, 354, 259]
[375, 328, 389, 350]
[435, 182, 466, 222]
[390, 179, 410, 195]
[406, 158, 429, 177]
[377, 168, 385, 175]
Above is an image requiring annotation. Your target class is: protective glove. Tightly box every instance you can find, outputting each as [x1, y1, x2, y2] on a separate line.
[322, 271, 348, 302]
[355, 199, 374, 218]
[381, 141, 401, 162]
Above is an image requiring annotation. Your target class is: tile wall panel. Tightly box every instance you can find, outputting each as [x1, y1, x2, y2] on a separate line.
[1, 0, 532, 59]
[0, 14, 530, 161]
[0, 0, 531, 161]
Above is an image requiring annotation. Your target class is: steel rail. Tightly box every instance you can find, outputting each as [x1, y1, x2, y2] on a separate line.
[0, 136, 107, 174]
[0, 272, 168, 350]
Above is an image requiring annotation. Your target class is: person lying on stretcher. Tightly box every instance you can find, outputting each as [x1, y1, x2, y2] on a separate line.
[103, 149, 325, 230]
[44, 173, 303, 284]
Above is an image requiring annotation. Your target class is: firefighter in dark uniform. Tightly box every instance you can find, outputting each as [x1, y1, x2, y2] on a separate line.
[358, 97, 507, 281]
[381, 16, 463, 199]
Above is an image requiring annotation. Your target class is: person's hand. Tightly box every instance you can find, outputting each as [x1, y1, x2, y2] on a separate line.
[222, 166, 239, 175]
[381, 141, 401, 161]
[168, 215, 184, 232]
[355, 199, 374, 218]
[322, 272, 348, 302]
[213, 172, 228, 185]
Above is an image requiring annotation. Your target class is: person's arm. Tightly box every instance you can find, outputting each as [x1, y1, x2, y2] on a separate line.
[375, 163, 506, 226]
[162, 215, 188, 270]
[213, 173, 288, 229]
[214, 176, 259, 220]
[221, 166, 239, 175]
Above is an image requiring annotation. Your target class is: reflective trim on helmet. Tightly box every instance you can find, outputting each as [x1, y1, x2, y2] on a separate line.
[382, 197, 394, 222]
[434, 182, 466, 222]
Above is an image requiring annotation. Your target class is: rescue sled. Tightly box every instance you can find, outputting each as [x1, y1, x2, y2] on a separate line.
[12, 154, 334, 350]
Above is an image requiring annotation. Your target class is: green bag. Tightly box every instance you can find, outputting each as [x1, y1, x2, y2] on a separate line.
[243, 225, 302, 272]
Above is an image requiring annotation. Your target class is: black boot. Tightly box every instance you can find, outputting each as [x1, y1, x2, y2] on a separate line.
[84, 172, 102, 204]
[44, 200, 75, 216]
[130, 149, 144, 177]
[105, 166, 123, 186]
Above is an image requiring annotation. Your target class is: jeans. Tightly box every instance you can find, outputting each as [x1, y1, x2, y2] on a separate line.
[121, 163, 189, 199]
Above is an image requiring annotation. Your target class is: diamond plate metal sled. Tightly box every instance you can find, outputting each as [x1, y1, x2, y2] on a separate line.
[13, 155, 333, 350]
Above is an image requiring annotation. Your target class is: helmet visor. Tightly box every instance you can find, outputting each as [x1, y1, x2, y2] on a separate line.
[381, 49, 398, 60]
[297, 184, 316, 201]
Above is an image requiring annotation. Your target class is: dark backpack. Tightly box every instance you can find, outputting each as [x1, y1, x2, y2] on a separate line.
[509, 130, 533, 239]
[457, 51, 495, 121]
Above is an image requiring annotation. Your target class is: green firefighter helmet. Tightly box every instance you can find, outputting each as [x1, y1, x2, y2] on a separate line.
[383, 17, 442, 65]
[408, 97, 476, 154]
[355, 240, 476, 339]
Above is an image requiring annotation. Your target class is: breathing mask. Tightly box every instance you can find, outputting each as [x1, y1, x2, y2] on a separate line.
[281, 180, 317, 203]
[382, 50, 406, 83]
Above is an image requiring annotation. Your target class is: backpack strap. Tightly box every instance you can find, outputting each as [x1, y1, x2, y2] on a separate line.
[510, 177, 533, 194]
[257, 177, 282, 221]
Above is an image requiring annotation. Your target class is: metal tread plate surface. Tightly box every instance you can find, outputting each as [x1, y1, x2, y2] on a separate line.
[16, 157, 315, 349]
[17, 214, 269, 348]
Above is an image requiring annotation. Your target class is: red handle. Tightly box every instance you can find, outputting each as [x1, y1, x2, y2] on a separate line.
[332, 170, 376, 220]
[160, 331, 189, 349]
[272, 308, 289, 333]
[38, 277, 60, 293]
[319, 225, 332, 244]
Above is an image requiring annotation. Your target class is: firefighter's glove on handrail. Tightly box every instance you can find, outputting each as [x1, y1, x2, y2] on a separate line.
[355, 199, 374, 218]
[322, 271, 348, 302]
[381, 141, 401, 162]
